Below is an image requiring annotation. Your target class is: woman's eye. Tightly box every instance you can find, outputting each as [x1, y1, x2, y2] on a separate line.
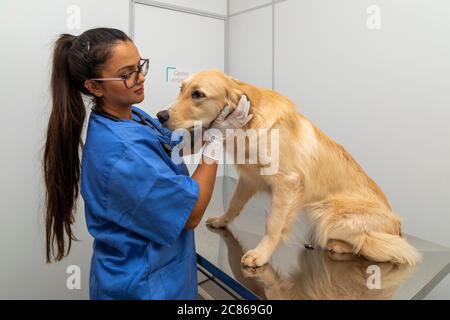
[124, 72, 134, 79]
[191, 90, 206, 99]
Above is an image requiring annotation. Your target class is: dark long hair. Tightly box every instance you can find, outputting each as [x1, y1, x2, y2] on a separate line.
[43, 28, 131, 263]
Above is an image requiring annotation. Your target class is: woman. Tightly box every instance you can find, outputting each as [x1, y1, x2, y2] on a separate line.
[43, 27, 251, 299]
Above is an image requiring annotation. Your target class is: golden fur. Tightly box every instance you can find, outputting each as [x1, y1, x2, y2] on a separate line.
[165, 70, 421, 267]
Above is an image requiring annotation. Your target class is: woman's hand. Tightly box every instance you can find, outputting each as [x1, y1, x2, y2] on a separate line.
[208, 95, 253, 139]
[202, 95, 253, 161]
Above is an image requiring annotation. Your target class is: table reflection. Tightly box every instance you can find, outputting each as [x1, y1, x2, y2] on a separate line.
[207, 225, 417, 300]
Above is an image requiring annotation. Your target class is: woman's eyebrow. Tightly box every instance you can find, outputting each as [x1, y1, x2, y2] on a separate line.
[117, 58, 142, 72]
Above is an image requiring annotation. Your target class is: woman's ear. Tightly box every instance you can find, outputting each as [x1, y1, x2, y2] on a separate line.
[84, 80, 103, 97]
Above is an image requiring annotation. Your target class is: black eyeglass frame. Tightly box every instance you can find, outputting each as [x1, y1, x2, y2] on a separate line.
[89, 58, 149, 89]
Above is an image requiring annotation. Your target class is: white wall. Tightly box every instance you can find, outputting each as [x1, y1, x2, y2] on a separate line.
[228, 5, 272, 88]
[226, 0, 450, 299]
[152, 0, 227, 15]
[229, 0, 271, 15]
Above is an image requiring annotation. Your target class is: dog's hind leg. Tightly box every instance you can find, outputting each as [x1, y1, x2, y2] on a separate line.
[305, 196, 420, 265]
[206, 175, 258, 228]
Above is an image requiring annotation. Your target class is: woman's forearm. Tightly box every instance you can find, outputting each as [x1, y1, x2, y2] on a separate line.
[185, 155, 218, 229]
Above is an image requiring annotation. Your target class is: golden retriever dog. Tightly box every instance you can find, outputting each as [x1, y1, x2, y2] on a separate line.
[160, 69, 421, 267]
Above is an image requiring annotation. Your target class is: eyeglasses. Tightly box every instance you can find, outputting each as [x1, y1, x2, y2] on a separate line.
[89, 58, 149, 89]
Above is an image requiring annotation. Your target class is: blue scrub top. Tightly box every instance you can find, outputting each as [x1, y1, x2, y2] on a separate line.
[80, 105, 200, 300]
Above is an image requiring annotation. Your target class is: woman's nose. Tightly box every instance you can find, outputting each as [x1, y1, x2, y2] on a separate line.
[137, 72, 145, 84]
[156, 110, 170, 124]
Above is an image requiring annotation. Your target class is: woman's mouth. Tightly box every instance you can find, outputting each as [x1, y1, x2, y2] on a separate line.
[134, 87, 144, 95]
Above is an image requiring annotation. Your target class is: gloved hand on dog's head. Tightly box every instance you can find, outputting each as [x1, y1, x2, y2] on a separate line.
[207, 95, 253, 139]
[202, 95, 253, 161]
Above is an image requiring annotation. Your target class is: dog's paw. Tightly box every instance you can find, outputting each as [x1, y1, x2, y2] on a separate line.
[326, 240, 353, 254]
[205, 216, 228, 228]
[241, 249, 269, 268]
[241, 264, 270, 278]
[326, 251, 357, 262]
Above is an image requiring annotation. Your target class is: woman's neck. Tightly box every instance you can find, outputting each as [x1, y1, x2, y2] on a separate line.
[101, 103, 132, 120]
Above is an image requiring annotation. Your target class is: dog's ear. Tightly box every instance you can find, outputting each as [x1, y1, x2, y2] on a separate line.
[226, 76, 261, 109]
[225, 87, 244, 109]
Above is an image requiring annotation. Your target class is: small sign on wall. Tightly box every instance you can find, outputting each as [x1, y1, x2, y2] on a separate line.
[165, 67, 192, 84]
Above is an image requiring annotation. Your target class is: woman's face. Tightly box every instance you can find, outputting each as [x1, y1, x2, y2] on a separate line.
[88, 40, 146, 108]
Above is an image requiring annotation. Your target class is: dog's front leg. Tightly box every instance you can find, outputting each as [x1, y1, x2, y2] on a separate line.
[241, 191, 299, 267]
[206, 175, 258, 228]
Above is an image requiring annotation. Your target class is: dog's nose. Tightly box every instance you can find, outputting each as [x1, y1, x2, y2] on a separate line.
[156, 110, 170, 124]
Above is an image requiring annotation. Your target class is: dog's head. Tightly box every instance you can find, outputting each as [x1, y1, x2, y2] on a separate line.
[157, 70, 248, 132]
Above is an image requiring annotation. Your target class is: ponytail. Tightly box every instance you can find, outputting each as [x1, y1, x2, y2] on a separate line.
[43, 28, 131, 263]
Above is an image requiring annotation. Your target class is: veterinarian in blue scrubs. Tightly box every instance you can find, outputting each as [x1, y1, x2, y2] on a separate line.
[43, 28, 252, 300]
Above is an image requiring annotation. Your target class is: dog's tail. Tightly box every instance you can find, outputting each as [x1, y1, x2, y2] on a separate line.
[354, 232, 422, 266]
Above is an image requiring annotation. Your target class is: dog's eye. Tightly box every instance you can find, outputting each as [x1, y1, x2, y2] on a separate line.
[191, 90, 206, 100]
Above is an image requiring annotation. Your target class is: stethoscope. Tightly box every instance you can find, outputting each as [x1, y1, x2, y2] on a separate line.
[92, 107, 174, 154]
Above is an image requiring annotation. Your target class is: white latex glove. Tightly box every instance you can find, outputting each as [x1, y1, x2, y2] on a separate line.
[202, 95, 253, 161]
[210, 95, 252, 136]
